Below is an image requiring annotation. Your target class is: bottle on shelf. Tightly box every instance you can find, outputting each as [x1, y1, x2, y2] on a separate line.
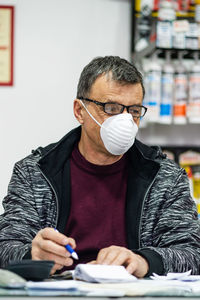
[160, 50, 174, 124]
[146, 50, 162, 122]
[187, 51, 200, 123]
[195, 0, 200, 24]
[195, 0, 200, 49]
[156, 0, 176, 49]
[173, 51, 188, 124]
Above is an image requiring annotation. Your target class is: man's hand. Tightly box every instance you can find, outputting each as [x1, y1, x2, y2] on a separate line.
[32, 227, 76, 274]
[89, 246, 149, 278]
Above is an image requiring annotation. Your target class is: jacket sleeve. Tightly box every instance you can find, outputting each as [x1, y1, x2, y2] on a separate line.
[139, 167, 200, 275]
[0, 161, 42, 267]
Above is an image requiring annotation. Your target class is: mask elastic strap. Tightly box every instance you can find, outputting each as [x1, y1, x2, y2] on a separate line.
[80, 100, 102, 127]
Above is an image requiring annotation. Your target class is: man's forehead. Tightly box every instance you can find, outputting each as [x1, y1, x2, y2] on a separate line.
[90, 74, 141, 93]
[88, 80, 143, 106]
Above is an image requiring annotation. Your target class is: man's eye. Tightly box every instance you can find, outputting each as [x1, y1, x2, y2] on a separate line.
[129, 107, 140, 114]
[105, 104, 120, 113]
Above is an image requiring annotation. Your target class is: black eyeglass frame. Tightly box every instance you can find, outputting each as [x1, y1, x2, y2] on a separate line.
[79, 97, 147, 118]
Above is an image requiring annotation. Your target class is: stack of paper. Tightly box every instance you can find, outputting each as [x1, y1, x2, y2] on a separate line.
[151, 270, 200, 282]
[73, 264, 137, 283]
[26, 280, 125, 297]
[26, 280, 81, 296]
[4, 266, 200, 297]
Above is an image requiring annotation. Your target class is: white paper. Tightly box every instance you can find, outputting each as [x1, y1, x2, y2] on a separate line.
[150, 270, 200, 281]
[73, 264, 137, 283]
[26, 279, 125, 297]
[26, 280, 78, 291]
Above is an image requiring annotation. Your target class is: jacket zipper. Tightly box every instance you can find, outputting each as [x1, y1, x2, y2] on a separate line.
[36, 163, 59, 227]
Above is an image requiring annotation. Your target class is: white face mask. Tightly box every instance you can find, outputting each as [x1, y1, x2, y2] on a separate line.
[81, 101, 138, 155]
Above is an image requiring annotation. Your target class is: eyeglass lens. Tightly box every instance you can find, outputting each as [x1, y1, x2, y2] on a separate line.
[104, 103, 145, 117]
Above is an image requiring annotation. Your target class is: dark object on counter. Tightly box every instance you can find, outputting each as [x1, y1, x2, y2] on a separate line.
[5, 259, 54, 281]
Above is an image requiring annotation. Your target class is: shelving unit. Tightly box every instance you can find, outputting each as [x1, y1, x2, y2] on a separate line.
[131, 0, 200, 147]
[132, 0, 200, 205]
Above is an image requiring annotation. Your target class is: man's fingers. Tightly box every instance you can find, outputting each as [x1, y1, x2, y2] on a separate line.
[94, 246, 148, 278]
[32, 231, 67, 259]
[39, 239, 71, 258]
[107, 249, 133, 266]
[126, 262, 137, 274]
[96, 248, 118, 265]
[32, 247, 73, 267]
[95, 248, 109, 264]
[31, 227, 75, 269]
[87, 260, 96, 264]
[50, 263, 63, 275]
[96, 246, 131, 265]
[40, 228, 76, 249]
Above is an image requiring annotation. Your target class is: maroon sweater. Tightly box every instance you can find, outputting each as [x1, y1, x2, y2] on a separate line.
[64, 144, 128, 268]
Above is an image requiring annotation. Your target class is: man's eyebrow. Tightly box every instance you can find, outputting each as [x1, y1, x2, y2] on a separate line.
[106, 100, 143, 106]
[101, 97, 143, 105]
[100, 98, 117, 103]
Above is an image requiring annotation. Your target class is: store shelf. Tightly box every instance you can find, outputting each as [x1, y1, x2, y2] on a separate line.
[138, 123, 200, 147]
[157, 48, 200, 59]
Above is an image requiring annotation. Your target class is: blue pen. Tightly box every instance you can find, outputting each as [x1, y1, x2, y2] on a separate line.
[54, 228, 79, 260]
[65, 244, 79, 260]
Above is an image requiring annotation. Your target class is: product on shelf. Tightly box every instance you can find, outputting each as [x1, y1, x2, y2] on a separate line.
[193, 167, 200, 202]
[142, 52, 200, 125]
[187, 51, 200, 123]
[179, 150, 200, 217]
[185, 22, 199, 50]
[184, 166, 194, 198]
[173, 51, 188, 124]
[156, 0, 176, 48]
[195, 0, 200, 24]
[173, 19, 189, 49]
[145, 51, 162, 122]
[160, 50, 174, 123]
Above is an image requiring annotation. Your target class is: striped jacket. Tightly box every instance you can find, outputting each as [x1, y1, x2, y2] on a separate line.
[0, 126, 200, 275]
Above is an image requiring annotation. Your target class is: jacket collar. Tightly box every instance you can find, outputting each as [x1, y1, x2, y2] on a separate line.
[38, 126, 81, 175]
[128, 139, 161, 182]
[38, 126, 161, 177]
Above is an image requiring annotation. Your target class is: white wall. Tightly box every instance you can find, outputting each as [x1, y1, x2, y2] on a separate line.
[0, 0, 131, 213]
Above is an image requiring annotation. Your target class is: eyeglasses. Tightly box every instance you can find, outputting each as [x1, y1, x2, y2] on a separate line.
[79, 97, 147, 118]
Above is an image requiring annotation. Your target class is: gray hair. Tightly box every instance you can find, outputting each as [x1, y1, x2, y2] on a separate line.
[76, 56, 145, 99]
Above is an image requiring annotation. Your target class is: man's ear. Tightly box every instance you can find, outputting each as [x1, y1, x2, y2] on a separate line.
[73, 99, 84, 124]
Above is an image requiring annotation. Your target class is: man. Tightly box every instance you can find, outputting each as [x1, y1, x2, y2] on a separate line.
[0, 56, 200, 277]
